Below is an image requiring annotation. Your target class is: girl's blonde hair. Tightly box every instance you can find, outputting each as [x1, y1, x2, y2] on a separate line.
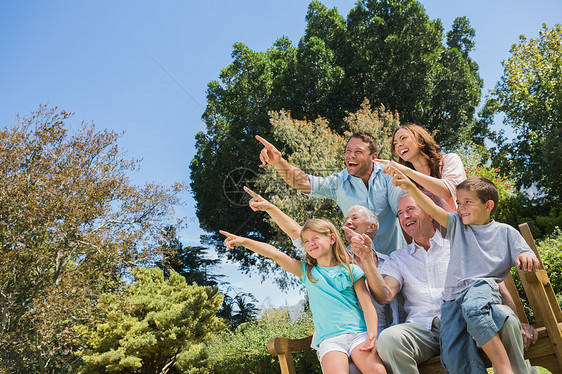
[300, 218, 355, 283]
[391, 123, 443, 180]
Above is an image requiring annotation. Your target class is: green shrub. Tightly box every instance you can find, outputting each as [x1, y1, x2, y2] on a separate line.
[537, 227, 562, 305]
[74, 268, 224, 374]
[510, 227, 562, 323]
[206, 308, 320, 374]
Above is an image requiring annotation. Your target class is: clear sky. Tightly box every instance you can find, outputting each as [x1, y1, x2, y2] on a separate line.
[1, 0, 561, 309]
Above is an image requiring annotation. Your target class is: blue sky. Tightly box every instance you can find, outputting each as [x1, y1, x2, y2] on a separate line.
[1, 0, 561, 308]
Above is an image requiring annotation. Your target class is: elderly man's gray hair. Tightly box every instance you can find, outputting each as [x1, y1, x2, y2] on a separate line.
[347, 205, 379, 228]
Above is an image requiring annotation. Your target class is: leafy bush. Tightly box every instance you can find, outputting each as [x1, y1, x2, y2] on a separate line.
[464, 166, 562, 240]
[206, 308, 320, 374]
[536, 228, 562, 306]
[74, 268, 225, 374]
[510, 227, 562, 323]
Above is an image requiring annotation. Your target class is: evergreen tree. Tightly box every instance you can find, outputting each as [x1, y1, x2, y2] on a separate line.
[74, 267, 225, 374]
[157, 225, 223, 287]
[190, 0, 483, 282]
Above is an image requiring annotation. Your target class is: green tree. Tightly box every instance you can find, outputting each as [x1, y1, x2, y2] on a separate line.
[190, 0, 483, 279]
[74, 267, 224, 374]
[218, 290, 259, 329]
[0, 106, 183, 373]
[486, 23, 562, 203]
[157, 225, 223, 288]
[345, 2, 482, 145]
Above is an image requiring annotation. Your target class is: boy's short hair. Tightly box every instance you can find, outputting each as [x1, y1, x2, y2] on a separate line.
[349, 131, 379, 155]
[456, 176, 499, 214]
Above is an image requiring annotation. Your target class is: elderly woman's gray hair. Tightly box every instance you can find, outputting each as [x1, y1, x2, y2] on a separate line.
[346, 205, 379, 235]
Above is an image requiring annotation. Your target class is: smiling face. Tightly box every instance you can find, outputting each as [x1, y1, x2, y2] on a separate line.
[456, 189, 493, 225]
[345, 137, 376, 180]
[343, 207, 377, 242]
[392, 128, 420, 162]
[397, 195, 434, 240]
[301, 229, 335, 262]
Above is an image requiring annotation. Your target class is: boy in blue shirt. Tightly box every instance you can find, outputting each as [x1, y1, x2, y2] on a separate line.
[388, 169, 539, 374]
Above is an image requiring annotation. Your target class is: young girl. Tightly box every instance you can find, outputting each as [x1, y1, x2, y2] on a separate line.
[220, 218, 386, 374]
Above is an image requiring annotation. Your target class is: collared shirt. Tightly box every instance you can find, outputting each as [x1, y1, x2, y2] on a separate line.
[379, 230, 450, 330]
[308, 162, 406, 255]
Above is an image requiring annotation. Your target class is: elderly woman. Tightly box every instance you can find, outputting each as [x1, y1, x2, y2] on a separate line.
[376, 123, 466, 211]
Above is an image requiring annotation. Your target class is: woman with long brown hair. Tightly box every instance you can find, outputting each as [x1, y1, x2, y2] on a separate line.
[376, 123, 466, 211]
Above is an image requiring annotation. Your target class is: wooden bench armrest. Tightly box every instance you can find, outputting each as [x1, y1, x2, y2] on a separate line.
[267, 335, 313, 356]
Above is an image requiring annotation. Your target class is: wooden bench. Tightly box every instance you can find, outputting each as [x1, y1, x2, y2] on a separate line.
[267, 223, 562, 373]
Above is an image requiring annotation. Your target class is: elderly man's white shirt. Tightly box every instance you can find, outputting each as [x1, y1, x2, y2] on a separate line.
[379, 230, 449, 330]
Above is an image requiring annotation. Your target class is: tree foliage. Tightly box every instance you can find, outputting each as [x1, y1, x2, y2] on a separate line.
[486, 23, 562, 203]
[218, 290, 260, 329]
[74, 267, 225, 374]
[0, 106, 183, 373]
[191, 0, 482, 280]
[157, 225, 223, 288]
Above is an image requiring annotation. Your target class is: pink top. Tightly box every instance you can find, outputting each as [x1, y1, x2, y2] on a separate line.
[436, 153, 466, 211]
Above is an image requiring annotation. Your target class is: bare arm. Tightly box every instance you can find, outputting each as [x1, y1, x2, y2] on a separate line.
[376, 159, 452, 199]
[343, 226, 401, 305]
[354, 277, 378, 351]
[220, 230, 302, 278]
[244, 186, 302, 240]
[388, 166, 449, 228]
[256, 135, 311, 193]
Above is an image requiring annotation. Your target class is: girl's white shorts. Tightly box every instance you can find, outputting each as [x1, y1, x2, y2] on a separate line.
[317, 331, 368, 362]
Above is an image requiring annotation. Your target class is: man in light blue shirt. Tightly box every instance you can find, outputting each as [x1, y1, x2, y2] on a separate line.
[257, 131, 405, 255]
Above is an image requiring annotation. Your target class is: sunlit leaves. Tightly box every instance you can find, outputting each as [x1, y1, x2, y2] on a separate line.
[488, 23, 562, 201]
[0, 106, 184, 372]
[74, 268, 224, 374]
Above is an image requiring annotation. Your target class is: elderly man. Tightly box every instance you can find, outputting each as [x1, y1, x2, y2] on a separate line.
[256, 131, 405, 255]
[343, 194, 538, 373]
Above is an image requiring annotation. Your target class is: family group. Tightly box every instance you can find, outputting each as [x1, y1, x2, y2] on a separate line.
[220, 124, 540, 374]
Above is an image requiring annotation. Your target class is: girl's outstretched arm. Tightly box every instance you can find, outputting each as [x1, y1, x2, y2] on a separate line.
[354, 277, 378, 351]
[220, 230, 303, 278]
[244, 186, 302, 240]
